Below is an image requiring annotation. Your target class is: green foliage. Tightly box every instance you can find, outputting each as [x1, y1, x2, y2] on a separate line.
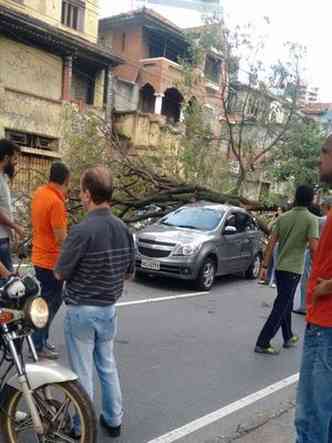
[177, 16, 308, 199]
[265, 119, 324, 191]
[62, 105, 112, 190]
[179, 101, 234, 192]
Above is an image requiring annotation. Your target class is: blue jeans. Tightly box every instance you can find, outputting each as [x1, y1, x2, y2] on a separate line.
[64, 304, 123, 428]
[295, 324, 332, 442]
[0, 238, 13, 287]
[32, 267, 63, 351]
[0, 237, 13, 269]
[256, 270, 301, 348]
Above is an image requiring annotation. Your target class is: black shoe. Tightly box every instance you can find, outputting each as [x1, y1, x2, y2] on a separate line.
[100, 414, 121, 438]
[68, 429, 81, 440]
[283, 335, 300, 348]
[254, 345, 280, 355]
[36, 348, 59, 360]
[45, 341, 56, 352]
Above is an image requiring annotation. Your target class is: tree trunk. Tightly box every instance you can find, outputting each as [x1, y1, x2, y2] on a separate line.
[234, 168, 246, 195]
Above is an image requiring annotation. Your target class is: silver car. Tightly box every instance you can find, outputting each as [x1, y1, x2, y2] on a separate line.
[135, 202, 263, 290]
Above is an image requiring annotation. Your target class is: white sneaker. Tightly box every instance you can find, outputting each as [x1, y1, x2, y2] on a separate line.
[15, 411, 28, 422]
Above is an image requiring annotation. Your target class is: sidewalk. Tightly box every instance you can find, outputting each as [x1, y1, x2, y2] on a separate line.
[233, 407, 295, 442]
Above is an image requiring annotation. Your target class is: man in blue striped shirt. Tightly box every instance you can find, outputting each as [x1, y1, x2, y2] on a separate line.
[55, 166, 135, 439]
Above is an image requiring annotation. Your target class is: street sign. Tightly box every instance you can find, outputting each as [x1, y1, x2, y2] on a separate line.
[136, 0, 221, 12]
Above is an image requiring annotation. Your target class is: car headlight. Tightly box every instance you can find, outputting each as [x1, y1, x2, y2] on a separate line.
[172, 243, 202, 256]
[24, 297, 49, 329]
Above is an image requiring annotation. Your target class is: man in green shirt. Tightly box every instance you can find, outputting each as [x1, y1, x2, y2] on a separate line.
[255, 185, 319, 355]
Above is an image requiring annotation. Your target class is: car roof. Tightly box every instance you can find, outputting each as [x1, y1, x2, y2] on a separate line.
[182, 201, 247, 214]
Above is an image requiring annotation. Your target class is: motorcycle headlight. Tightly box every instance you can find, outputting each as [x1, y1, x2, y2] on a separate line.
[24, 297, 49, 329]
[4, 278, 26, 299]
[172, 243, 202, 256]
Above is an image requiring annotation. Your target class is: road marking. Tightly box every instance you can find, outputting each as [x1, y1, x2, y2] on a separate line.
[117, 292, 209, 307]
[147, 373, 299, 443]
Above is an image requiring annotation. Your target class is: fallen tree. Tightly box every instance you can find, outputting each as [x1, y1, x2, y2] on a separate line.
[60, 108, 274, 236]
[66, 144, 272, 235]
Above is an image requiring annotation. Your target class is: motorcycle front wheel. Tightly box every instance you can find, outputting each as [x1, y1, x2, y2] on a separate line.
[0, 380, 97, 443]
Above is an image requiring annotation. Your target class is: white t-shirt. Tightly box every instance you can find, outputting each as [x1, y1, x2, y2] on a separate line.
[0, 173, 13, 240]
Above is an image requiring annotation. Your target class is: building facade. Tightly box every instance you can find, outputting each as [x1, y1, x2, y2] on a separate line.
[99, 8, 226, 126]
[303, 102, 332, 134]
[0, 0, 121, 191]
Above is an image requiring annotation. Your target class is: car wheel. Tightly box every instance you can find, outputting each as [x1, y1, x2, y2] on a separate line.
[245, 254, 262, 279]
[195, 258, 216, 291]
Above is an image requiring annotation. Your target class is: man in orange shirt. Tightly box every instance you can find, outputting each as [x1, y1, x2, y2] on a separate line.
[31, 162, 70, 359]
[295, 135, 332, 443]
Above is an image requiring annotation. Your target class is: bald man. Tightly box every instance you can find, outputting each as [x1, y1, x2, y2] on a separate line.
[55, 167, 135, 439]
[321, 195, 332, 217]
[295, 135, 332, 443]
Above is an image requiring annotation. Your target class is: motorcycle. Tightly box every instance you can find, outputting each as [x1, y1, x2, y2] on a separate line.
[0, 269, 97, 442]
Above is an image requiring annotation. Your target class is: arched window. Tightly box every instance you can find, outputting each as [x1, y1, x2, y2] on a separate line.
[138, 84, 156, 113]
[161, 88, 183, 123]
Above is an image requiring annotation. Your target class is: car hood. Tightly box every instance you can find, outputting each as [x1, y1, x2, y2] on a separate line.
[137, 224, 211, 244]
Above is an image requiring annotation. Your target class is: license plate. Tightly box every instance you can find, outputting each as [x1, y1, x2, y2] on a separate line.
[141, 258, 160, 270]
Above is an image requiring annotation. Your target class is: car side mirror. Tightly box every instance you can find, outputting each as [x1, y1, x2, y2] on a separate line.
[224, 225, 238, 235]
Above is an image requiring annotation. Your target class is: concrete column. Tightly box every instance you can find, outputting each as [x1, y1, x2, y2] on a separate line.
[104, 67, 113, 121]
[154, 93, 164, 115]
[94, 69, 105, 108]
[62, 55, 73, 101]
[132, 84, 140, 111]
[0, 80, 5, 137]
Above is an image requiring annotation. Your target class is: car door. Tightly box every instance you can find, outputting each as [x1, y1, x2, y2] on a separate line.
[217, 211, 244, 275]
[246, 216, 262, 260]
[236, 213, 256, 270]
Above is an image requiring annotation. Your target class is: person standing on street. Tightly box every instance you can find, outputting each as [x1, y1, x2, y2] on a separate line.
[0, 139, 24, 277]
[31, 161, 70, 359]
[264, 211, 279, 287]
[293, 205, 325, 315]
[255, 185, 319, 355]
[295, 136, 332, 443]
[55, 166, 135, 439]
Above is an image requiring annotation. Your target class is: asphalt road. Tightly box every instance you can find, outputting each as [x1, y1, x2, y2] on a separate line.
[45, 274, 305, 443]
[0, 272, 304, 442]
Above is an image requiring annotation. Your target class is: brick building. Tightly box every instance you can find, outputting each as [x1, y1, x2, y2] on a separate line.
[0, 0, 121, 191]
[99, 8, 226, 126]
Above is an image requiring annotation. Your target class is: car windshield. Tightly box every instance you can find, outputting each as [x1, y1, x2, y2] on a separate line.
[160, 207, 224, 231]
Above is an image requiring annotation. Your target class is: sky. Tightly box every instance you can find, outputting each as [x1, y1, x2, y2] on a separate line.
[100, 0, 332, 101]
